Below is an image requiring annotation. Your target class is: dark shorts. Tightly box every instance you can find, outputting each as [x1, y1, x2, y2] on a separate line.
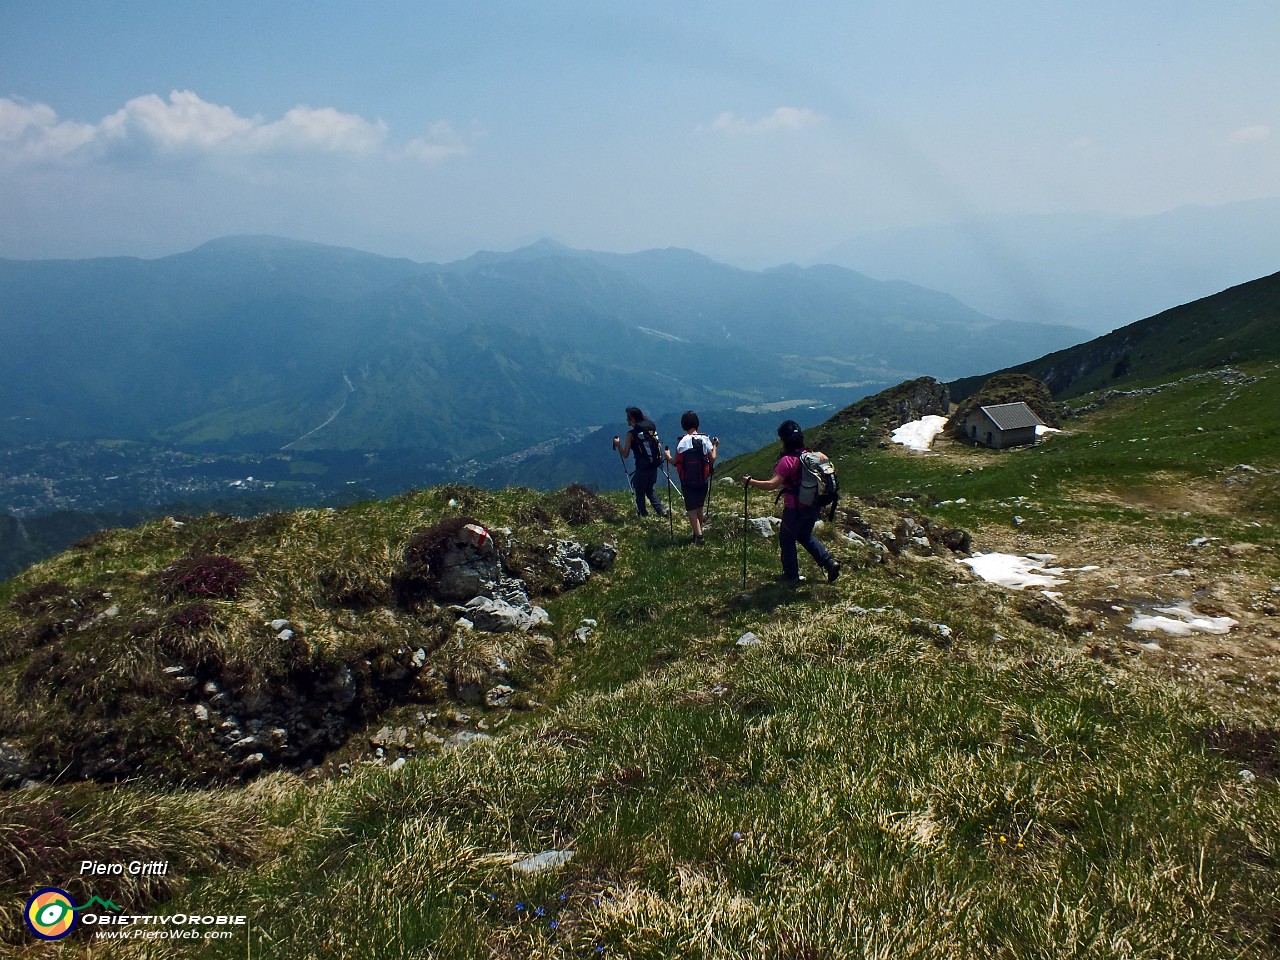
[681, 483, 708, 511]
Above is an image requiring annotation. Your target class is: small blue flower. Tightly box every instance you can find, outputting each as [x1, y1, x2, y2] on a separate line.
[535, 906, 546, 917]
[549, 920, 559, 931]
[515, 901, 526, 912]
[559, 892, 568, 902]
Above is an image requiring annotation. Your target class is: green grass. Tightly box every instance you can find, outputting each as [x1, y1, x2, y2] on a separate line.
[2, 364, 1279, 958]
[74, 602, 1278, 958]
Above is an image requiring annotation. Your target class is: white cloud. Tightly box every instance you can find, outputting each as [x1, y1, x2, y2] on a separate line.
[400, 120, 470, 161]
[248, 104, 388, 154]
[0, 97, 95, 159]
[1228, 124, 1270, 145]
[706, 106, 825, 135]
[0, 98, 57, 139]
[98, 91, 258, 152]
[0, 91, 463, 164]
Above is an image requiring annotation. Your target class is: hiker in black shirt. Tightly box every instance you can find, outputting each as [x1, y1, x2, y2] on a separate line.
[616, 407, 668, 518]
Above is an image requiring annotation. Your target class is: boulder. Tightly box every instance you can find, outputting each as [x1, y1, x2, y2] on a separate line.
[549, 540, 592, 586]
[460, 596, 550, 633]
[588, 542, 618, 570]
[0, 741, 37, 785]
[435, 544, 504, 602]
[750, 517, 781, 537]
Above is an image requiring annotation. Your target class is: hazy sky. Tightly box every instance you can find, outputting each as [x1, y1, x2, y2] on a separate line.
[2, 1, 1277, 266]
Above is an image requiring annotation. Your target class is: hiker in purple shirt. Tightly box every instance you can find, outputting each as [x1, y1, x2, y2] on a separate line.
[742, 420, 840, 583]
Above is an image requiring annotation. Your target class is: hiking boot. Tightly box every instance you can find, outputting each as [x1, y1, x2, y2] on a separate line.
[692, 534, 705, 546]
[774, 574, 805, 584]
[825, 559, 841, 583]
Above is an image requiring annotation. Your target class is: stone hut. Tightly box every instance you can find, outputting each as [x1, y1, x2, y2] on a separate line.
[961, 401, 1044, 449]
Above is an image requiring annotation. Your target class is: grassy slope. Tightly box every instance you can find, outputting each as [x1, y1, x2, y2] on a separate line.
[2, 365, 1279, 958]
[948, 270, 1280, 401]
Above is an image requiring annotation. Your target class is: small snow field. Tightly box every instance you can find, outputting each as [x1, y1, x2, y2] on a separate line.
[960, 551, 1240, 639]
[959, 552, 1066, 591]
[1129, 602, 1238, 637]
[889, 415, 1059, 453]
[891, 415, 948, 452]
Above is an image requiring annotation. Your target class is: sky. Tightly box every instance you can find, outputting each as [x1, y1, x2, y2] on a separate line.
[2, 1, 1278, 269]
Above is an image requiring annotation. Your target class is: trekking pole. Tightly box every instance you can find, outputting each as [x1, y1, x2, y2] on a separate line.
[742, 481, 749, 588]
[664, 449, 674, 543]
[707, 437, 718, 522]
[613, 437, 633, 493]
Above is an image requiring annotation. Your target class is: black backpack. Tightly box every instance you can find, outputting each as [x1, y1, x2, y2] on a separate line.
[678, 437, 709, 487]
[632, 422, 663, 468]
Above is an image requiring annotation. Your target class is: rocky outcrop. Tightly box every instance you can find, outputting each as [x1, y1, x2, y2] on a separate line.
[841, 510, 972, 562]
[6, 516, 618, 786]
[845, 377, 951, 429]
[817, 377, 951, 447]
[1060, 368, 1254, 418]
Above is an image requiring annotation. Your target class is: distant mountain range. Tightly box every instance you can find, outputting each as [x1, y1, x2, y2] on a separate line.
[1, 235, 1085, 463]
[821, 197, 1280, 332]
[3, 237, 1277, 582]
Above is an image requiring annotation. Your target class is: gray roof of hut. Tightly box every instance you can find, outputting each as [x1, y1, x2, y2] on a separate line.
[979, 402, 1045, 431]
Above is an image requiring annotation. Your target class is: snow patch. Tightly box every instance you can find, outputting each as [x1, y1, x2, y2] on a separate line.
[1129, 602, 1237, 637]
[891, 415, 949, 452]
[959, 552, 1066, 590]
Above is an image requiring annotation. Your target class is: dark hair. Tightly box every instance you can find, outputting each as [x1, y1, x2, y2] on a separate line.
[778, 419, 804, 454]
[680, 410, 700, 432]
[626, 406, 645, 424]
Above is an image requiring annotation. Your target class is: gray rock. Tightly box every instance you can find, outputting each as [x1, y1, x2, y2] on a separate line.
[446, 731, 493, 749]
[485, 685, 516, 708]
[462, 596, 547, 633]
[370, 726, 411, 749]
[434, 541, 504, 602]
[750, 517, 780, 537]
[550, 540, 592, 586]
[491, 576, 532, 609]
[587, 543, 618, 570]
[512, 849, 575, 874]
[0, 741, 36, 785]
[736, 632, 763, 646]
